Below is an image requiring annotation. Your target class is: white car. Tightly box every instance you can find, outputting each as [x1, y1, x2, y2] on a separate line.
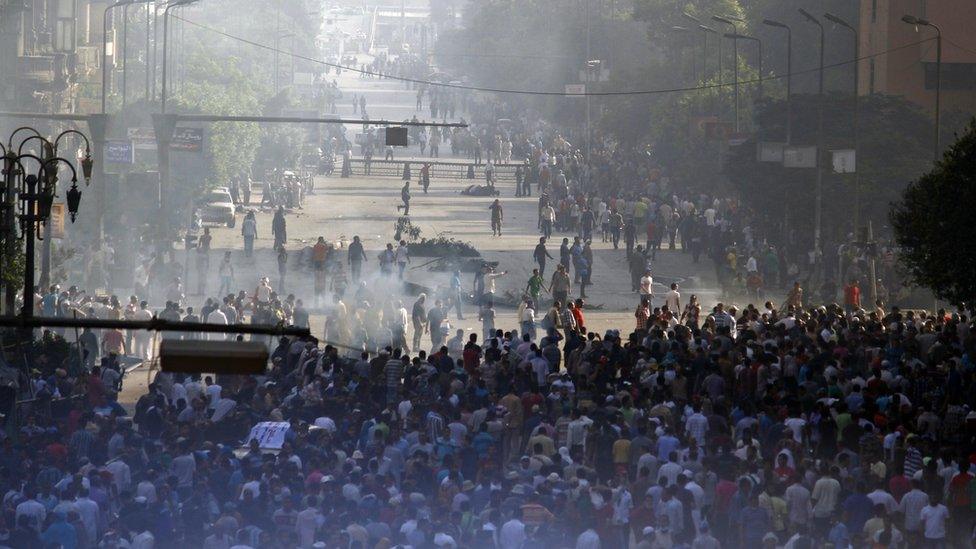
[200, 187, 236, 227]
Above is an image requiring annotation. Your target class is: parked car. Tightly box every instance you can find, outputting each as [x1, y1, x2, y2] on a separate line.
[200, 187, 236, 227]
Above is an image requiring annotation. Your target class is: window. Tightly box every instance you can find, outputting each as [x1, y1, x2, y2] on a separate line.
[869, 59, 875, 93]
[54, 0, 76, 52]
[924, 62, 976, 90]
[871, 0, 877, 23]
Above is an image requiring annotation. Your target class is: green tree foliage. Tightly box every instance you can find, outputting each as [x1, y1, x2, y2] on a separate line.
[890, 118, 976, 311]
[174, 52, 261, 190]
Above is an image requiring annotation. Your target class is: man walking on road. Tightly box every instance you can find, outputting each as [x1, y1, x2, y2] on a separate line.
[241, 211, 257, 258]
[395, 240, 410, 280]
[272, 206, 287, 250]
[411, 294, 428, 351]
[489, 199, 504, 236]
[533, 237, 554, 276]
[397, 181, 411, 215]
[451, 269, 465, 320]
[550, 264, 571, 308]
[348, 235, 367, 282]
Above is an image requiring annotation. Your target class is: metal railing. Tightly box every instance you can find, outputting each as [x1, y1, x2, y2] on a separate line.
[346, 159, 520, 181]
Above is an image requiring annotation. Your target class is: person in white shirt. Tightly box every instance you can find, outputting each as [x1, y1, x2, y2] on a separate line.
[74, 489, 100, 543]
[575, 526, 601, 549]
[130, 301, 153, 359]
[665, 283, 681, 314]
[498, 517, 526, 549]
[204, 376, 222, 410]
[15, 490, 46, 532]
[919, 497, 949, 545]
[811, 467, 842, 522]
[639, 271, 653, 302]
[205, 306, 228, 341]
[867, 485, 899, 514]
[395, 241, 410, 280]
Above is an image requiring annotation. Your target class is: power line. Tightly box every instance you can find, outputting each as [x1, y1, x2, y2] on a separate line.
[174, 14, 934, 98]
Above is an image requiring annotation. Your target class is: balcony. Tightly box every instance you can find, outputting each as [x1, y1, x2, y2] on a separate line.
[18, 55, 57, 84]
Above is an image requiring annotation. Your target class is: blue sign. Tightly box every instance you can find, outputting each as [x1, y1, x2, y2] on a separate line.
[105, 140, 135, 164]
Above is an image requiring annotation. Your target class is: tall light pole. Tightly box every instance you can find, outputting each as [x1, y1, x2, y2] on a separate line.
[146, 1, 152, 102]
[102, 0, 131, 113]
[902, 14, 943, 163]
[682, 13, 706, 83]
[712, 15, 740, 132]
[162, 0, 197, 113]
[274, 31, 296, 95]
[799, 8, 825, 254]
[825, 12, 860, 235]
[725, 33, 762, 101]
[763, 18, 792, 143]
[585, 0, 591, 162]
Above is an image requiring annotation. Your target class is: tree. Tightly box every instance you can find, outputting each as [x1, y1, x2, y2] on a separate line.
[890, 118, 976, 311]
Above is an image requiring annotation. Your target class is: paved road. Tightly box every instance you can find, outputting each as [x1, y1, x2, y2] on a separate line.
[191, 24, 723, 340]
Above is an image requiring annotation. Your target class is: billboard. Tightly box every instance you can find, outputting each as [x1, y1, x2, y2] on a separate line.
[171, 128, 204, 152]
[104, 140, 134, 164]
[831, 149, 856, 173]
[783, 146, 818, 168]
[757, 142, 785, 163]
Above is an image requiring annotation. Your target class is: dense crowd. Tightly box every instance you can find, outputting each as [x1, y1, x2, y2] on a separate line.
[0, 44, 962, 549]
[3, 270, 975, 549]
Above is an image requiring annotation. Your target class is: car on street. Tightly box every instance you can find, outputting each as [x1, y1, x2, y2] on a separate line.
[200, 187, 236, 227]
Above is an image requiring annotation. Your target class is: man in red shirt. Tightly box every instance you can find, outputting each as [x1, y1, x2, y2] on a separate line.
[843, 279, 861, 312]
[571, 298, 586, 332]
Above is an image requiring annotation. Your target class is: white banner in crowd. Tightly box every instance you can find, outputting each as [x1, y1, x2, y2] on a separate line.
[244, 421, 291, 449]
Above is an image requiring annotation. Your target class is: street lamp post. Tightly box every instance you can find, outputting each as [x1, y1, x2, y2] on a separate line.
[162, 0, 197, 113]
[825, 12, 860, 234]
[3, 128, 42, 312]
[763, 18, 792, 143]
[902, 14, 943, 163]
[725, 33, 762, 102]
[799, 8, 825, 254]
[274, 31, 296, 95]
[102, 1, 128, 114]
[712, 15, 740, 132]
[682, 13, 706, 83]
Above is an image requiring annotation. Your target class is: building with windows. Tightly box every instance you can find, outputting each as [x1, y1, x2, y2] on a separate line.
[860, 0, 976, 113]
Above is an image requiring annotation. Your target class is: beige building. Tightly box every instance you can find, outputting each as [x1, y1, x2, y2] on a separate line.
[859, 0, 976, 113]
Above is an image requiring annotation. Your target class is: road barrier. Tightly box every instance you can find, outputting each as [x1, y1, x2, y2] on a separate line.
[346, 159, 519, 181]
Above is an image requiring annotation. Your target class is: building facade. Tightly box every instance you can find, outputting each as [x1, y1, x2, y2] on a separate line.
[860, 0, 976, 113]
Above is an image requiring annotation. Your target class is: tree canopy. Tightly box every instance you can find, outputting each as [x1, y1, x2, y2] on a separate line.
[890, 118, 976, 311]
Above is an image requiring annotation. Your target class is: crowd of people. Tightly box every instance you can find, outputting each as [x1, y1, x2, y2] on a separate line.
[4, 260, 975, 549]
[0, 40, 964, 549]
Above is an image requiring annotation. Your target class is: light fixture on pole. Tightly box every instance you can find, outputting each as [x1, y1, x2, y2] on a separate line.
[724, 33, 762, 101]
[763, 18, 792, 143]
[798, 8, 825, 254]
[712, 15, 740, 132]
[902, 14, 942, 163]
[824, 12, 861, 236]
[162, 0, 199, 113]
[102, 0, 151, 114]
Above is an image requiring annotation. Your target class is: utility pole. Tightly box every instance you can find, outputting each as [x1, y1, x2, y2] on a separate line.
[799, 9, 825, 254]
[712, 16, 739, 132]
[902, 15, 943, 163]
[585, 0, 591, 162]
[825, 12, 859, 233]
[763, 19, 792, 143]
